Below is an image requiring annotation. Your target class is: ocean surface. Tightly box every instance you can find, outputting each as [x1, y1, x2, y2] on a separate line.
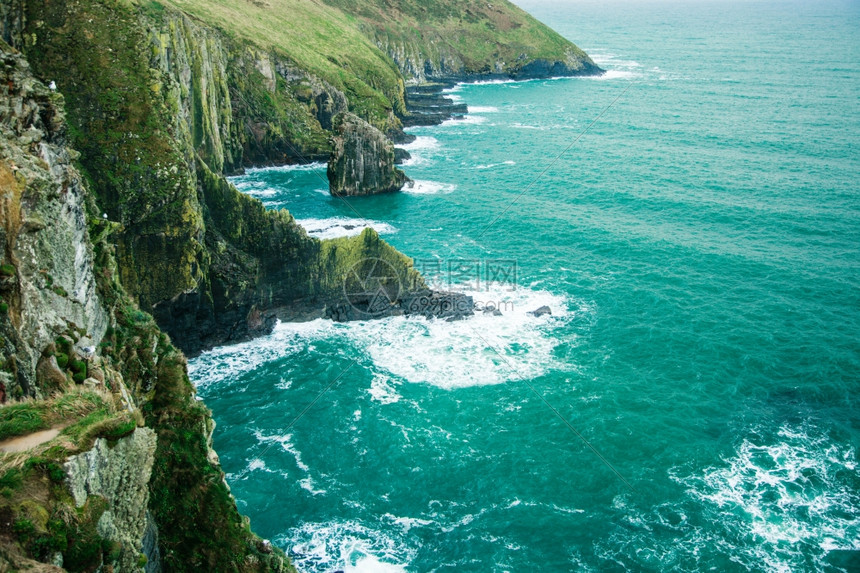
[188, 1, 860, 570]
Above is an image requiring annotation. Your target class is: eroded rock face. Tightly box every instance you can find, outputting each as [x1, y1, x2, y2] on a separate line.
[65, 428, 159, 573]
[0, 45, 108, 399]
[328, 112, 409, 196]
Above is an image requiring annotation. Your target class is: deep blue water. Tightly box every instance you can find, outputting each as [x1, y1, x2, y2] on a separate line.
[189, 1, 860, 570]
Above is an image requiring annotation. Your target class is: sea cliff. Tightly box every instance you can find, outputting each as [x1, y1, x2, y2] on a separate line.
[0, 0, 599, 569]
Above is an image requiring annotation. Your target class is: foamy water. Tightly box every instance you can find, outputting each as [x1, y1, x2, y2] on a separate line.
[191, 283, 580, 391]
[297, 218, 397, 239]
[401, 180, 456, 194]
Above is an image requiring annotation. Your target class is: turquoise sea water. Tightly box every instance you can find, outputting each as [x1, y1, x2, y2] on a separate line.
[188, 1, 860, 570]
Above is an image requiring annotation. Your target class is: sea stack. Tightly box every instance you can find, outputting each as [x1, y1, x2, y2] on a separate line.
[328, 112, 409, 196]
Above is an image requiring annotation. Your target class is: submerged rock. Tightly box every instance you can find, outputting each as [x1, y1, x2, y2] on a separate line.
[328, 112, 409, 196]
[483, 305, 503, 316]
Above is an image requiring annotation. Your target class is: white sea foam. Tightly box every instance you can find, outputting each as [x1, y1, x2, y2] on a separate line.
[400, 135, 440, 166]
[347, 283, 580, 389]
[241, 162, 326, 175]
[442, 114, 486, 126]
[587, 51, 648, 81]
[190, 284, 583, 392]
[368, 374, 401, 404]
[468, 78, 518, 86]
[384, 514, 434, 533]
[297, 217, 397, 239]
[639, 422, 860, 572]
[247, 458, 268, 473]
[476, 160, 516, 169]
[188, 319, 332, 389]
[346, 556, 406, 573]
[402, 180, 457, 195]
[685, 424, 859, 555]
[597, 69, 636, 80]
[401, 135, 439, 152]
[280, 520, 413, 573]
[510, 123, 544, 130]
[248, 430, 328, 495]
[231, 180, 280, 198]
[253, 430, 310, 472]
[468, 106, 499, 113]
[299, 477, 327, 496]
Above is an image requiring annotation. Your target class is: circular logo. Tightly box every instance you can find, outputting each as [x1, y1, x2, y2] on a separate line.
[342, 257, 403, 317]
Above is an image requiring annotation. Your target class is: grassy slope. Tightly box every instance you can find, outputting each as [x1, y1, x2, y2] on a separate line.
[145, 0, 592, 124]
[149, 0, 406, 122]
[323, 0, 591, 71]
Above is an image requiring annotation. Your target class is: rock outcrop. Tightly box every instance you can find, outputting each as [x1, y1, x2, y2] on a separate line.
[383, 39, 603, 85]
[353, 0, 602, 84]
[65, 428, 158, 572]
[326, 289, 474, 322]
[328, 112, 409, 196]
[0, 43, 108, 400]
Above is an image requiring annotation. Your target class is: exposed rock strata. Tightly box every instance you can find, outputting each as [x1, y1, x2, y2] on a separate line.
[379, 37, 602, 85]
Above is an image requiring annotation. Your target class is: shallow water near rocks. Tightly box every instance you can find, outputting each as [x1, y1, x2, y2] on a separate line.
[190, 1, 860, 570]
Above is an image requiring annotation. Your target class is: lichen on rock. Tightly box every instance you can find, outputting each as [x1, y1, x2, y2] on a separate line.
[65, 428, 158, 572]
[0, 41, 108, 400]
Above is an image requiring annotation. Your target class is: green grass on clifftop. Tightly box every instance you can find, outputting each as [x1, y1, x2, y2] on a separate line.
[322, 0, 591, 73]
[145, 0, 406, 124]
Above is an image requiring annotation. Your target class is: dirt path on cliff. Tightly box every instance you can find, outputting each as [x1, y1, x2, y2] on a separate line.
[0, 427, 64, 453]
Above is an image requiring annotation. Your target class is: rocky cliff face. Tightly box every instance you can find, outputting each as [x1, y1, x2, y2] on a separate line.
[0, 44, 107, 401]
[328, 112, 408, 196]
[320, 0, 602, 84]
[65, 428, 158, 572]
[3, 0, 602, 357]
[0, 41, 291, 573]
[381, 39, 603, 84]
[0, 0, 602, 569]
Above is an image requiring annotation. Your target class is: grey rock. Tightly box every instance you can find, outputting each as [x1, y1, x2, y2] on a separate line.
[65, 428, 158, 573]
[325, 288, 475, 322]
[393, 147, 411, 165]
[0, 46, 108, 399]
[328, 112, 408, 196]
[528, 305, 552, 317]
[142, 511, 162, 573]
